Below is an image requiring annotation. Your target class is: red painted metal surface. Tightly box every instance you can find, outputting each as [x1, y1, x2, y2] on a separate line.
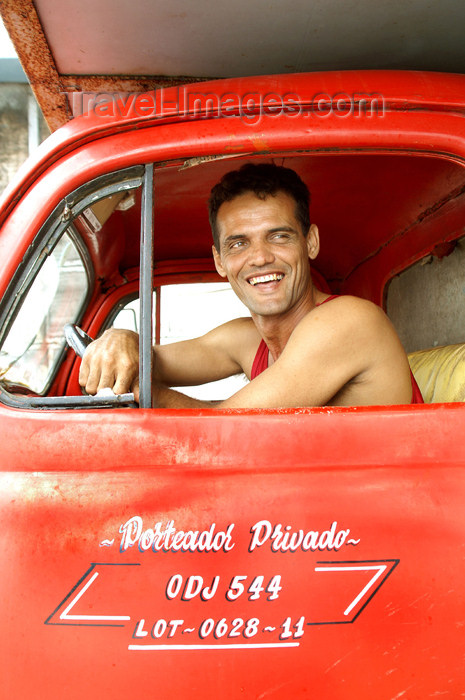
[1, 405, 465, 698]
[0, 72, 465, 698]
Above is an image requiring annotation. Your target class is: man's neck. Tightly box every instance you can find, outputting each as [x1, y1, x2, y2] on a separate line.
[251, 286, 328, 362]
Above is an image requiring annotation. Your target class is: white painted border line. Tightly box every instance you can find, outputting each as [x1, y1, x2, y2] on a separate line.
[314, 564, 387, 616]
[129, 643, 299, 651]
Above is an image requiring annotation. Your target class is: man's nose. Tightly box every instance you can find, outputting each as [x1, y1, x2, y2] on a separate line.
[248, 239, 275, 266]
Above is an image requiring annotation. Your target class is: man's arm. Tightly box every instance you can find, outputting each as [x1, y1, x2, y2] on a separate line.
[152, 297, 413, 408]
[79, 318, 257, 400]
[80, 297, 412, 408]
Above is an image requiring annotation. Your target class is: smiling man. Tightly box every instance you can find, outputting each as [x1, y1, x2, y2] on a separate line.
[80, 163, 423, 407]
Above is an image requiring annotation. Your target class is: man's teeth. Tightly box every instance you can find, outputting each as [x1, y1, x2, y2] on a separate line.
[249, 273, 284, 286]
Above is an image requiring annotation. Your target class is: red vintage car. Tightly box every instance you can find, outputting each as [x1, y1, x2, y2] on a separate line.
[0, 68, 464, 699]
[1, 4, 465, 697]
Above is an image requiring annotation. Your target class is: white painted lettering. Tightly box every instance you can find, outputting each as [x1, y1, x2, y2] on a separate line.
[201, 576, 220, 601]
[151, 619, 167, 638]
[249, 520, 272, 552]
[168, 620, 184, 637]
[118, 517, 235, 554]
[119, 516, 142, 552]
[249, 520, 354, 553]
[133, 618, 148, 638]
[182, 576, 204, 601]
[166, 574, 183, 600]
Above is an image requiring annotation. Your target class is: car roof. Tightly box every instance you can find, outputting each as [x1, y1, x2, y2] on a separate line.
[1, 0, 465, 130]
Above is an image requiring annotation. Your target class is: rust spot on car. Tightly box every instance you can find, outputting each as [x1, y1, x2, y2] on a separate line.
[0, 0, 69, 130]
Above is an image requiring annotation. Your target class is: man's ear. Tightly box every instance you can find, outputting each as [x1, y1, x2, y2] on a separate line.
[212, 245, 227, 278]
[307, 224, 320, 260]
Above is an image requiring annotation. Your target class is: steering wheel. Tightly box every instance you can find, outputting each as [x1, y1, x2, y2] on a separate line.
[64, 324, 94, 358]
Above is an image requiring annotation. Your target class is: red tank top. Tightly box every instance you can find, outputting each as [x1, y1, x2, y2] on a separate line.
[251, 295, 424, 404]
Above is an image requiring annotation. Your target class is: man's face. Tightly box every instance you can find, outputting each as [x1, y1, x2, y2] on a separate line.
[212, 191, 319, 318]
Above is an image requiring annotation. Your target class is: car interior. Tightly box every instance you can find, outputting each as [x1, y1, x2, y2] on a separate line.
[0, 152, 464, 408]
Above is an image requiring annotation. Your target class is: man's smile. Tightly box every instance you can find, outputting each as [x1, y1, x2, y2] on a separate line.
[247, 272, 285, 286]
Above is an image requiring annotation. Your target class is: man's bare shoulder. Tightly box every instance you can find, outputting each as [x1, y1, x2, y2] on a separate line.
[289, 294, 412, 405]
[304, 295, 391, 337]
[292, 294, 401, 354]
[313, 294, 384, 315]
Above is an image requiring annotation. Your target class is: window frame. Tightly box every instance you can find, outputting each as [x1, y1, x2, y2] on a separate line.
[0, 165, 145, 408]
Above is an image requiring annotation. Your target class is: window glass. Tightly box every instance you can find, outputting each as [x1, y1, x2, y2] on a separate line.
[160, 283, 249, 341]
[113, 282, 251, 400]
[161, 283, 250, 400]
[0, 232, 88, 393]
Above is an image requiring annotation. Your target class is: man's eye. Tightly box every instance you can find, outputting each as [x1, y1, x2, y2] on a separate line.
[230, 240, 246, 248]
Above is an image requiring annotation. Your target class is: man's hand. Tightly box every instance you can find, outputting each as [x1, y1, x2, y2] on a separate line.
[79, 328, 140, 401]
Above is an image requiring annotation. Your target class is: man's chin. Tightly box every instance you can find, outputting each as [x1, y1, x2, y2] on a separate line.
[247, 299, 290, 317]
[232, 283, 290, 316]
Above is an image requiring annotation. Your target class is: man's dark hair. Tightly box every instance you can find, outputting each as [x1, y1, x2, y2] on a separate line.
[208, 163, 311, 250]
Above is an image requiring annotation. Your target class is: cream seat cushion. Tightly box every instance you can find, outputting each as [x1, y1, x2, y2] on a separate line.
[408, 343, 465, 403]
